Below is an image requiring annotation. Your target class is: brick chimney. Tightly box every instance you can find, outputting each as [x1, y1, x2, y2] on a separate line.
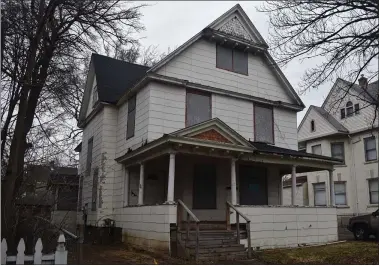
[358, 74, 368, 89]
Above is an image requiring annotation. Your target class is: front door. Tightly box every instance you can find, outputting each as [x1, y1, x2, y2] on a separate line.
[193, 164, 217, 209]
[239, 165, 267, 205]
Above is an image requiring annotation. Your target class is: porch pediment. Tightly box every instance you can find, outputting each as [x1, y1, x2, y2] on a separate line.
[169, 118, 253, 147]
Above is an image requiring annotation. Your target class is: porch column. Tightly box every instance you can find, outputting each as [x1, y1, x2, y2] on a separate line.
[123, 167, 129, 206]
[167, 152, 176, 203]
[291, 165, 296, 205]
[329, 169, 335, 206]
[138, 163, 145, 205]
[231, 158, 237, 205]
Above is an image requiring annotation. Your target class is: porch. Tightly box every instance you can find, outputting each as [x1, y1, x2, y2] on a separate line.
[114, 119, 341, 258]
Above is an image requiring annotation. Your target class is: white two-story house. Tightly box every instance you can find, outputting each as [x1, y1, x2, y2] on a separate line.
[297, 76, 378, 218]
[75, 4, 342, 259]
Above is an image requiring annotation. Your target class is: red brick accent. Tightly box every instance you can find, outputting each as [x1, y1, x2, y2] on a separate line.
[191, 129, 232, 144]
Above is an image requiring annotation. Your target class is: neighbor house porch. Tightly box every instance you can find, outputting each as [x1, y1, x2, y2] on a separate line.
[114, 119, 342, 258]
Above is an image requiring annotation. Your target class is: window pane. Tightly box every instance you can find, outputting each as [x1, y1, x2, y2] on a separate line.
[334, 183, 345, 193]
[346, 107, 354, 116]
[128, 96, 136, 112]
[254, 105, 274, 143]
[312, 144, 322, 155]
[126, 109, 136, 138]
[331, 143, 344, 160]
[233, 49, 248, 74]
[340, 109, 345, 119]
[354, 104, 360, 114]
[315, 190, 326, 205]
[334, 183, 346, 205]
[186, 92, 211, 126]
[369, 179, 378, 192]
[371, 192, 379, 204]
[365, 137, 376, 150]
[216, 45, 233, 71]
[335, 194, 346, 205]
[367, 150, 377, 161]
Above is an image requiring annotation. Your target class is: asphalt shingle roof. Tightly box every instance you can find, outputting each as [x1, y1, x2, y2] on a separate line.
[92, 54, 149, 104]
[312, 106, 349, 133]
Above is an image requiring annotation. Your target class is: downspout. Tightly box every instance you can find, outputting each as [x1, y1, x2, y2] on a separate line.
[348, 134, 359, 215]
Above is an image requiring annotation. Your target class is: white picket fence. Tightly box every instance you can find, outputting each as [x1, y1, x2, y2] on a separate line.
[1, 233, 67, 265]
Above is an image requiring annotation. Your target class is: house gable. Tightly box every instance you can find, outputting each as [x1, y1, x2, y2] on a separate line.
[170, 118, 253, 147]
[149, 4, 304, 108]
[78, 59, 96, 125]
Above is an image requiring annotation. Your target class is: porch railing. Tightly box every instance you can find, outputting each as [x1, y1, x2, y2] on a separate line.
[226, 201, 251, 258]
[177, 199, 200, 261]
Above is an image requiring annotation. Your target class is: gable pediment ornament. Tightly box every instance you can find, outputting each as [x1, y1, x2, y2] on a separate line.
[218, 16, 253, 41]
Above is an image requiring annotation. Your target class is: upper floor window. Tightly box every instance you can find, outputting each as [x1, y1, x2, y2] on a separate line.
[126, 96, 136, 139]
[340, 101, 360, 119]
[254, 104, 274, 144]
[86, 137, 93, 176]
[310, 120, 315, 132]
[331, 142, 345, 163]
[311, 144, 322, 155]
[364, 136, 377, 162]
[216, 45, 248, 75]
[186, 90, 211, 127]
[92, 86, 98, 107]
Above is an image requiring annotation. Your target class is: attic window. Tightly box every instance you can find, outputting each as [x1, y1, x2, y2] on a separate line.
[310, 120, 315, 132]
[92, 86, 98, 107]
[216, 45, 248, 75]
[346, 101, 353, 117]
[354, 103, 360, 114]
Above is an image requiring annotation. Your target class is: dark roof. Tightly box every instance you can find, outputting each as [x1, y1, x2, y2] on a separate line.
[312, 106, 349, 133]
[340, 78, 378, 104]
[92, 54, 149, 104]
[74, 142, 82, 152]
[249, 141, 342, 163]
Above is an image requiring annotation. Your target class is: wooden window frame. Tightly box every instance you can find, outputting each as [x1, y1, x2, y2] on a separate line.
[334, 181, 347, 206]
[364, 136, 377, 162]
[331, 142, 345, 163]
[216, 44, 248, 76]
[313, 182, 326, 206]
[253, 103, 275, 145]
[185, 89, 212, 127]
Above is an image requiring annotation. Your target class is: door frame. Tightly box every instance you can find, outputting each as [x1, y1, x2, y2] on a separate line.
[238, 163, 268, 205]
[192, 163, 217, 209]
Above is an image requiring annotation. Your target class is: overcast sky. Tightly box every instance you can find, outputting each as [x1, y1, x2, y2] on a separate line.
[136, 1, 334, 125]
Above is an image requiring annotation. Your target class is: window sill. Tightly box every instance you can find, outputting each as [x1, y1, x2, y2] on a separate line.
[334, 164, 347, 168]
[367, 204, 379, 208]
[364, 160, 378, 165]
[336, 205, 350, 209]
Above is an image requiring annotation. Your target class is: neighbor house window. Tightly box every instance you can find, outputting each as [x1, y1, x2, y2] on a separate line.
[126, 96, 136, 139]
[334, 182, 347, 205]
[86, 137, 93, 176]
[311, 144, 322, 155]
[314, 183, 326, 206]
[331, 142, 345, 162]
[186, 90, 211, 127]
[340, 108, 345, 119]
[369, 179, 379, 204]
[216, 45, 248, 75]
[364, 136, 377, 162]
[254, 104, 274, 144]
[92, 86, 98, 106]
[354, 103, 360, 115]
[311, 120, 315, 132]
[346, 101, 354, 117]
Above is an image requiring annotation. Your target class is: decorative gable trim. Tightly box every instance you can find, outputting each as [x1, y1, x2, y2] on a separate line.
[218, 15, 254, 42]
[170, 118, 253, 147]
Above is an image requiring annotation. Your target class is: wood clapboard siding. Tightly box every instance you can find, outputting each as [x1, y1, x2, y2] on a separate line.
[273, 108, 298, 150]
[156, 39, 295, 104]
[298, 108, 337, 142]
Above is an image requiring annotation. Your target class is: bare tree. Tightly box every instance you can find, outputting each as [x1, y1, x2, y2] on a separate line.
[259, 1, 379, 106]
[1, 0, 147, 239]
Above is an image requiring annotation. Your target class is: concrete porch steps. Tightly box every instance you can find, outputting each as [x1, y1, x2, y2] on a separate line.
[178, 230, 247, 261]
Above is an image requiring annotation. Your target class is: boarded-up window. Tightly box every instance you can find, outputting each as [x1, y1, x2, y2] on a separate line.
[86, 137, 93, 176]
[364, 136, 377, 162]
[334, 182, 347, 205]
[311, 144, 322, 155]
[216, 45, 248, 75]
[92, 168, 99, 211]
[331, 142, 345, 162]
[186, 91, 211, 127]
[313, 183, 326, 206]
[126, 96, 136, 139]
[254, 104, 274, 144]
[57, 186, 78, 211]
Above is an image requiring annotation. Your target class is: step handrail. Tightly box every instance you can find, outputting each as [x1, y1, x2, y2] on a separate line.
[177, 199, 200, 261]
[226, 201, 251, 259]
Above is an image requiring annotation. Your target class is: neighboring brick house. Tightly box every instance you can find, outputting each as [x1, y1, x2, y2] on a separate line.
[76, 4, 343, 257]
[298, 76, 378, 217]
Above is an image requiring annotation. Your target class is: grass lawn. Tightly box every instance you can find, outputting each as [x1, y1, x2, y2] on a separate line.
[255, 241, 379, 265]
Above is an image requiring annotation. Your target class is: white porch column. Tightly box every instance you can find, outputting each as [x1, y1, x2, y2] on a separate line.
[167, 153, 176, 203]
[123, 167, 129, 206]
[138, 163, 145, 205]
[231, 158, 237, 205]
[329, 169, 335, 206]
[291, 165, 296, 205]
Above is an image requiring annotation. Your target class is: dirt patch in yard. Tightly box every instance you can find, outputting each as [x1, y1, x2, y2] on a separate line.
[254, 241, 379, 265]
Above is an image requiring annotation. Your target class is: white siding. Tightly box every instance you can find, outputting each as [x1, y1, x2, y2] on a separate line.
[86, 76, 97, 117]
[298, 108, 338, 142]
[156, 39, 295, 104]
[274, 108, 298, 150]
[118, 205, 177, 253]
[233, 206, 338, 249]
